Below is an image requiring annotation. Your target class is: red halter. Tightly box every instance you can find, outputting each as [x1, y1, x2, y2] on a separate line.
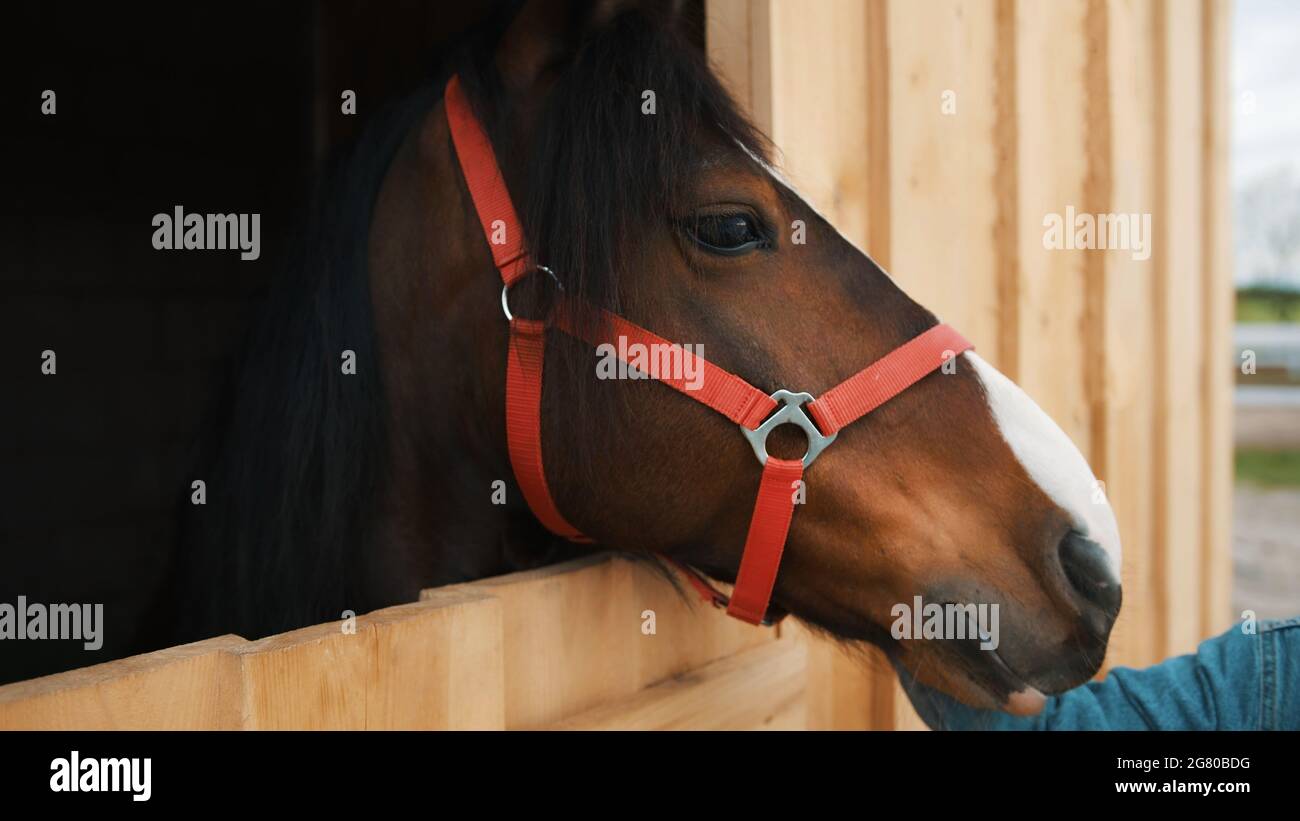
[444, 75, 973, 625]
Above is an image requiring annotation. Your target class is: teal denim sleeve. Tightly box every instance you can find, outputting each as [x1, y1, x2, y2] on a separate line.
[896, 616, 1300, 730]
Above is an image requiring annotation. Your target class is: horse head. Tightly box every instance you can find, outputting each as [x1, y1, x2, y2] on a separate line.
[231, 0, 1124, 714]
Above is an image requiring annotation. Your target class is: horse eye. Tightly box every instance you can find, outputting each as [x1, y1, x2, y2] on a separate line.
[685, 213, 767, 255]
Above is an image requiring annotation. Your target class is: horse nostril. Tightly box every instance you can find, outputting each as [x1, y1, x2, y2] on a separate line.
[1058, 530, 1122, 620]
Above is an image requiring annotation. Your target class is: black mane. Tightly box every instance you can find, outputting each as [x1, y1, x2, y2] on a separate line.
[175, 5, 769, 641]
[459, 7, 770, 314]
[456, 5, 771, 469]
[172, 81, 441, 641]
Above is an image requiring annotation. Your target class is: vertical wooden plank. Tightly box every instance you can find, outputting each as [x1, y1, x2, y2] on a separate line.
[705, 0, 772, 132]
[237, 624, 374, 729]
[994, 0, 1022, 375]
[0, 636, 245, 730]
[864, 0, 892, 261]
[1014, 0, 1094, 452]
[627, 560, 776, 688]
[704, 0, 751, 105]
[801, 633, 921, 731]
[445, 555, 640, 728]
[1159, 0, 1206, 658]
[886, 0, 1001, 355]
[1095, 0, 1158, 672]
[1082, 0, 1113, 491]
[1200, 0, 1234, 636]
[363, 591, 504, 730]
[798, 623, 886, 730]
[763, 0, 873, 248]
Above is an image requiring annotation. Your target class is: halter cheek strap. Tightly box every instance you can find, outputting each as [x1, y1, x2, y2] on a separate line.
[444, 74, 973, 626]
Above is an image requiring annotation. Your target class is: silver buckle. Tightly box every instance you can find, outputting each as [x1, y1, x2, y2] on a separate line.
[500, 264, 562, 321]
[740, 390, 838, 468]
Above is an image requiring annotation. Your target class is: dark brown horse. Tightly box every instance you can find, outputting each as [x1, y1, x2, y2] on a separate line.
[178, 0, 1122, 715]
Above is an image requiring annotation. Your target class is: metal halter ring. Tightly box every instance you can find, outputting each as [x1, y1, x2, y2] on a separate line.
[500, 264, 563, 321]
[740, 390, 838, 469]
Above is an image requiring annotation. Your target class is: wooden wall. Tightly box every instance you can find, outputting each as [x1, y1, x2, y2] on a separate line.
[707, 0, 1235, 729]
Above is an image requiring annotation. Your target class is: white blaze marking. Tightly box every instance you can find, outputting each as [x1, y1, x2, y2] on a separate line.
[965, 352, 1123, 577]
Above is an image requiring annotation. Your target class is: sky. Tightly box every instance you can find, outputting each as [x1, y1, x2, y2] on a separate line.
[1233, 0, 1300, 187]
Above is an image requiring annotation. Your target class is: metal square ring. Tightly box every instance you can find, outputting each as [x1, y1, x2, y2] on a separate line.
[739, 390, 838, 468]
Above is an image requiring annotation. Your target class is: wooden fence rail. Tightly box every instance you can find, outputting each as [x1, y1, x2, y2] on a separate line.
[0, 555, 806, 730]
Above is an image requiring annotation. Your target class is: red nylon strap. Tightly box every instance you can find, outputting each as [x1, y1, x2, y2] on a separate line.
[444, 75, 531, 285]
[807, 324, 973, 435]
[446, 74, 592, 542]
[663, 556, 730, 607]
[506, 319, 591, 543]
[557, 308, 777, 429]
[726, 458, 804, 624]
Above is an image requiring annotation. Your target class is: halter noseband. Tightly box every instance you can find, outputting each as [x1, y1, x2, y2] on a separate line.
[444, 75, 973, 626]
